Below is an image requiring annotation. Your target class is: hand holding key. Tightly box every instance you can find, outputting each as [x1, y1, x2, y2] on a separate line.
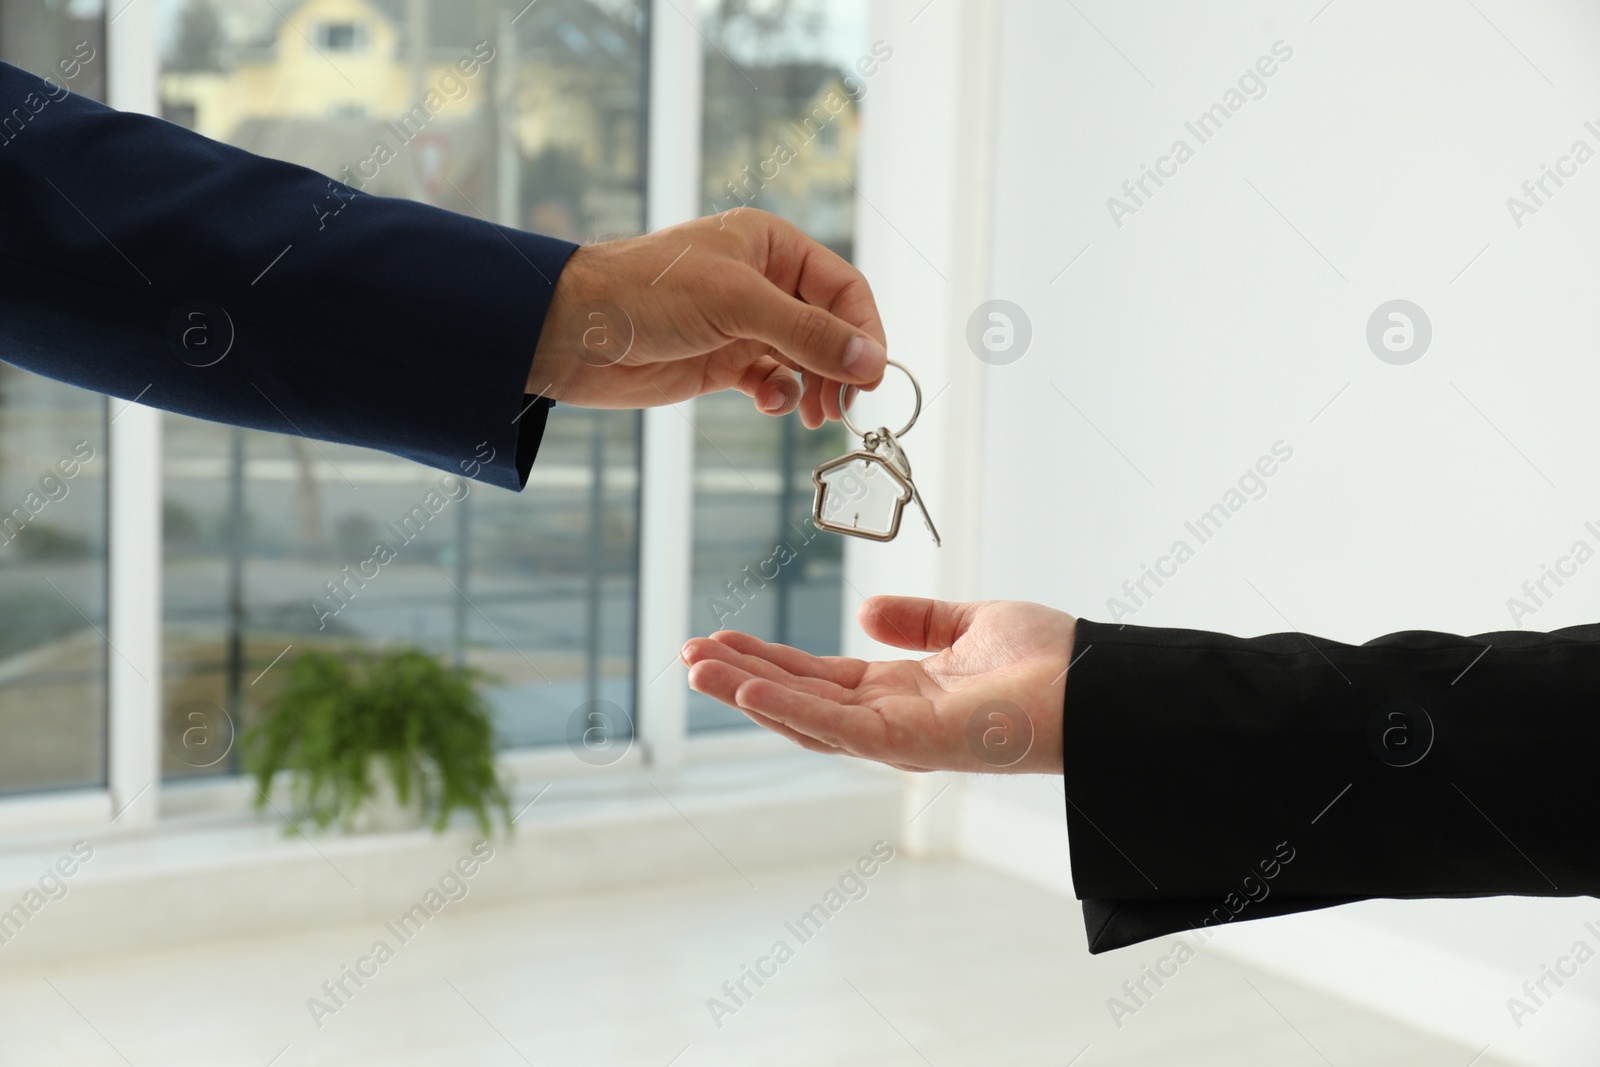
[528, 209, 888, 427]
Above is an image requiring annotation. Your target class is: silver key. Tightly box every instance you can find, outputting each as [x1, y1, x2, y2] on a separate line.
[810, 360, 941, 546]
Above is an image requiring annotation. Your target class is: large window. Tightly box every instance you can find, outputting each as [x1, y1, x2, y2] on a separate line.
[0, 0, 863, 807]
[155, 0, 648, 778]
[688, 0, 865, 731]
[0, 1, 110, 795]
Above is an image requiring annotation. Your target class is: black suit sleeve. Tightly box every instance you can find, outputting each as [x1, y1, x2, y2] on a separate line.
[1062, 616, 1600, 953]
[0, 60, 577, 491]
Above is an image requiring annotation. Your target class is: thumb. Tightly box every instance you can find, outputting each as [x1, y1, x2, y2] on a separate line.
[721, 267, 888, 384]
[858, 596, 973, 653]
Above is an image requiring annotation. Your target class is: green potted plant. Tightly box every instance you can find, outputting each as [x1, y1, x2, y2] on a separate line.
[244, 646, 511, 835]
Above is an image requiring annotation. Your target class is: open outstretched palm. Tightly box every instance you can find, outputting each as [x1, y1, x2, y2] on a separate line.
[681, 596, 1076, 775]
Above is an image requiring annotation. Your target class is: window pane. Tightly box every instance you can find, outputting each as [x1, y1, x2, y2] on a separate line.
[156, 0, 647, 779]
[0, 0, 107, 105]
[0, 3, 110, 795]
[689, 0, 866, 731]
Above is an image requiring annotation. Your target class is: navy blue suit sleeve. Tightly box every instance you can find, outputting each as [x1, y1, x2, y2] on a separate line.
[0, 60, 577, 491]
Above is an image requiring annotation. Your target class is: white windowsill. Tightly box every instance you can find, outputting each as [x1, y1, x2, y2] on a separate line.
[0, 727, 811, 838]
[0, 745, 902, 968]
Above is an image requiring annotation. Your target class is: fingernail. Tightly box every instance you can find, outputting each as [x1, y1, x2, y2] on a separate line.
[843, 336, 887, 379]
[759, 384, 787, 412]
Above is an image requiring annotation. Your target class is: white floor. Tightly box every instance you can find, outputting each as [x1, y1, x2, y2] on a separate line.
[0, 857, 1518, 1067]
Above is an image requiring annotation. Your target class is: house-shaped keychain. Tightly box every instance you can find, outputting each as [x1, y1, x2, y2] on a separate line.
[806, 361, 940, 550]
[811, 360, 941, 546]
[813, 449, 915, 542]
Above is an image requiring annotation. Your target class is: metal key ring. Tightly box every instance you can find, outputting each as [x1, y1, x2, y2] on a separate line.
[838, 359, 921, 440]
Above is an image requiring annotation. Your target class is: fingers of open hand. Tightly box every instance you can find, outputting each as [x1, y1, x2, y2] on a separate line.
[858, 596, 970, 653]
[731, 676, 885, 756]
[683, 637, 851, 702]
[685, 634, 947, 770]
[737, 706, 849, 756]
[706, 630, 867, 688]
[684, 659, 846, 756]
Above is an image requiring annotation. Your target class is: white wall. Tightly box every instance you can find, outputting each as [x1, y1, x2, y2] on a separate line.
[982, 0, 1600, 641]
[858, 0, 1600, 1060]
